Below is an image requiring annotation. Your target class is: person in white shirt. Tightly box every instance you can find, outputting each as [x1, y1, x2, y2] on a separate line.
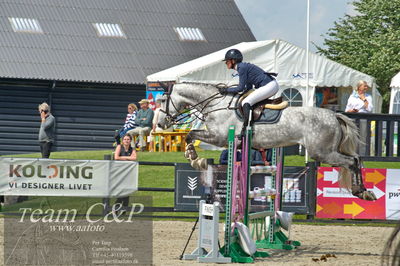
[149, 98, 165, 152]
[345, 80, 373, 113]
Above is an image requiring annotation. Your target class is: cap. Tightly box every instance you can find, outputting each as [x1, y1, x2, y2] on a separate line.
[139, 99, 150, 104]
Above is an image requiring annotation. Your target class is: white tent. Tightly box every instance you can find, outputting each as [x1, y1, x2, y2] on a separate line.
[147, 40, 382, 112]
[389, 72, 400, 114]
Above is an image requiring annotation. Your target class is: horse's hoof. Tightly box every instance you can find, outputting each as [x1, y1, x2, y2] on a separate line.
[235, 139, 242, 148]
[185, 143, 198, 160]
[362, 191, 377, 201]
[353, 190, 377, 201]
[190, 158, 208, 170]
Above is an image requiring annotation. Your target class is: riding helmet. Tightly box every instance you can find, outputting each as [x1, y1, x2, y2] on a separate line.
[224, 49, 243, 62]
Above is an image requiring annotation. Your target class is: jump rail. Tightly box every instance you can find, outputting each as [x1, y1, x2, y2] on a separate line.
[343, 112, 400, 162]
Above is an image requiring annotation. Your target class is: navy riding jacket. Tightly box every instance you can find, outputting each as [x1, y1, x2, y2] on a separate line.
[227, 62, 274, 94]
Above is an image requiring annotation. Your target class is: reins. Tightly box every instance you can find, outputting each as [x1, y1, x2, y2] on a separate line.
[161, 83, 238, 126]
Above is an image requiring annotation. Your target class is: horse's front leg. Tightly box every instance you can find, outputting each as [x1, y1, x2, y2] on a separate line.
[184, 130, 217, 170]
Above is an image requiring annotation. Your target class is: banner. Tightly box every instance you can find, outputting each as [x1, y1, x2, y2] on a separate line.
[146, 82, 167, 110]
[316, 167, 400, 220]
[0, 158, 138, 197]
[174, 163, 312, 214]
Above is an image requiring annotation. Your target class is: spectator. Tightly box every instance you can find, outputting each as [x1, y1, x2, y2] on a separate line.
[38, 102, 56, 158]
[114, 134, 137, 209]
[259, 148, 273, 166]
[250, 149, 267, 166]
[128, 99, 154, 151]
[345, 80, 373, 113]
[219, 149, 242, 165]
[114, 103, 138, 145]
[219, 148, 266, 166]
[149, 98, 164, 152]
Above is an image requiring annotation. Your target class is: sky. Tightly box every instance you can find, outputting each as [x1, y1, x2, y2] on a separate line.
[234, 0, 357, 52]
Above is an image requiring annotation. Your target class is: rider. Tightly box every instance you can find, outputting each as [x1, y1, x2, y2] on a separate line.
[219, 49, 280, 137]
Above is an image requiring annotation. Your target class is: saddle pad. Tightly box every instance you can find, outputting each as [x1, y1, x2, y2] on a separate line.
[235, 107, 283, 124]
[257, 108, 283, 124]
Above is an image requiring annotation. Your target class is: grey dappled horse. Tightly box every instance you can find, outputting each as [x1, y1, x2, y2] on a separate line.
[157, 82, 376, 201]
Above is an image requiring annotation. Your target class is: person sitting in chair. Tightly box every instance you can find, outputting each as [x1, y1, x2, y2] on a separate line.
[127, 99, 154, 151]
[114, 103, 138, 145]
[219, 49, 280, 137]
[219, 148, 267, 166]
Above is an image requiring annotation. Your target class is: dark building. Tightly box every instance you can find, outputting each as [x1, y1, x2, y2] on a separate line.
[0, 0, 255, 155]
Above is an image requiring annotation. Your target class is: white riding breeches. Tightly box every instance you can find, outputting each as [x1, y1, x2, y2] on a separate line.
[242, 79, 279, 106]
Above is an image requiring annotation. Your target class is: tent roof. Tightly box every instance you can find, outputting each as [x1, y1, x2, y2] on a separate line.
[147, 39, 378, 90]
[147, 41, 271, 83]
[390, 72, 400, 88]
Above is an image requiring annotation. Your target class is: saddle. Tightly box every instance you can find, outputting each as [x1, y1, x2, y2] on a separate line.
[237, 90, 288, 122]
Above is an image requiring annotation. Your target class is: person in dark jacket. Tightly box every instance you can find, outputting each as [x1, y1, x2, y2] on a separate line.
[38, 102, 56, 158]
[219, 49, 280, 137]
[219, 148, 266, 166]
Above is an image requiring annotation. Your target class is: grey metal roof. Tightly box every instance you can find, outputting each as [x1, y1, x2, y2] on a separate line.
[0, 0, 255, 84]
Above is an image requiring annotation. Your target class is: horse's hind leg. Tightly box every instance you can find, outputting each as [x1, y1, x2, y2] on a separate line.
[317, 151, 354, 186]
[316, 151, 376, 201]
[349, 158, 377, 201]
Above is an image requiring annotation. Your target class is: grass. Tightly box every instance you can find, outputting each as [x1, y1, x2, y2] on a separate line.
[2, 149, 399, 222]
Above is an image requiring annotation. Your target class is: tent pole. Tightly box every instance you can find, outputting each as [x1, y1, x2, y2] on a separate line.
[305, 0, 310, 163]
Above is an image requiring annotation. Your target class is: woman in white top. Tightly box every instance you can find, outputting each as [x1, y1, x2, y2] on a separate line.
[149, 98, 164, 152]
[345, 80, 373, 113]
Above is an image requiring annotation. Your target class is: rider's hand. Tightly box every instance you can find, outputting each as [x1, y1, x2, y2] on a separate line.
[218, 87, 228, 95]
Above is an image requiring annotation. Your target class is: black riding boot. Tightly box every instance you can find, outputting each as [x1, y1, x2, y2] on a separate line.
[240, 103, 252, 138]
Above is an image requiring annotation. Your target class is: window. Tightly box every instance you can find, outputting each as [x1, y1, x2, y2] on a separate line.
[9, 17, 43, 33]
[93, 23, 125, 38]
[393, 91, 400, 114]
[174, 27, 206, 42]
[281, 88, 303, 107]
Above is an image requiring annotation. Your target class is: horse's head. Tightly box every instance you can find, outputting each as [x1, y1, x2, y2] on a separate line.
[157, 82, 225, 129]
[157, 83, 188, 129]
[157, 94, 173, 129]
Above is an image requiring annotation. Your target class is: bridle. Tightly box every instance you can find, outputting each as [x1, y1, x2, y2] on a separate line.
[160, 82, 237, 126]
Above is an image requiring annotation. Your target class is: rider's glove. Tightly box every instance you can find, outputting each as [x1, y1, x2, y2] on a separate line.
[218, 87, 228, 95]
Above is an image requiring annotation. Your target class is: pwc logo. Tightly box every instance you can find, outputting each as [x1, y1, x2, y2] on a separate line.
[9, 164, 93, 179]
[388, 191, 400, 199]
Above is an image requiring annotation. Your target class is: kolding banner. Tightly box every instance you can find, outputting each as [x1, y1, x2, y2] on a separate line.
[0, 158, 138, 197]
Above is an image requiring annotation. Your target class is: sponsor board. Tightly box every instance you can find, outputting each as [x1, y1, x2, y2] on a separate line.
[0, 158, 138, 197]
[317, 167, 400, 220]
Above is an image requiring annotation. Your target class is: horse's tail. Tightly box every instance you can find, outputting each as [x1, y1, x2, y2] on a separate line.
[335, 113, 361, 189]
[335, 113, 360, 156]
